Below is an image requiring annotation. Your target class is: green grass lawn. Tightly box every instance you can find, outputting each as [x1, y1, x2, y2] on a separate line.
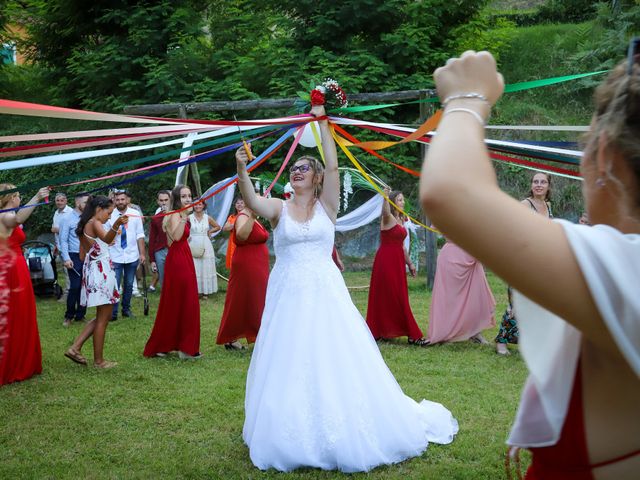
[1, 270, 529, 479]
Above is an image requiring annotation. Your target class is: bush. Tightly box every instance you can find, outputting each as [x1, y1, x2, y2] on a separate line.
[537, 0, 598, 24]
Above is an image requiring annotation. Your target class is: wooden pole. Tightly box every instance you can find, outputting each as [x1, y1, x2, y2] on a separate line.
[176, 104, 202, 198]
[419, 91, 437, 291]
[123, 89, 436, 116]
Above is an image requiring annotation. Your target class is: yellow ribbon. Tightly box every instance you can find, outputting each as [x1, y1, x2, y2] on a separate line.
[310, 121, 325, 163]
[331, 125, 440, 234]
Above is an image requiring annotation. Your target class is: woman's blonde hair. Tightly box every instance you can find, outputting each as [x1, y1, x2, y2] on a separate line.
[294, 156, 325, 198]
[0, 184, 18, 209]
[585, 60, 640, 205]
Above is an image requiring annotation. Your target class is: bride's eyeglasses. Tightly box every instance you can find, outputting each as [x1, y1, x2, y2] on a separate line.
[290, 164, 312, 174]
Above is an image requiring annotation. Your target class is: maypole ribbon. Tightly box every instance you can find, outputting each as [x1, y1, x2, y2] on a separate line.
[263, 127, 305, 196]
[331, 123, 421, 177]
[336, 110, 442, 151]
[309, 121, 325, 163]
[90, 127, 296, 219]
[331, 127, 439, 234]
[332, 70, 609, 114]
[0, 124, 288, 195]
[0, 124, 216, 143]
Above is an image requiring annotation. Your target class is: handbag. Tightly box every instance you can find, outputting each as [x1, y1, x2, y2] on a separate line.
[189, 236, 206, 258]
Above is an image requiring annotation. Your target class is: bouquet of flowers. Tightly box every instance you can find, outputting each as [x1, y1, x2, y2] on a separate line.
[294, 78, 348, 113]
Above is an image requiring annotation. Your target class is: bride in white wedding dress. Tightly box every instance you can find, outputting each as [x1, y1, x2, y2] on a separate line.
[235, 105, 458, 472]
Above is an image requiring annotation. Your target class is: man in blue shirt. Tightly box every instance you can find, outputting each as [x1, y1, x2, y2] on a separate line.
[59, 193, 89, 327]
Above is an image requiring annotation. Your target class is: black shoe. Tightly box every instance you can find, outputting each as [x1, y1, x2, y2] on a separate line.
[110, 316, 118, 322]
[122, 311, 133, 318]
[74, 317, 86, 322]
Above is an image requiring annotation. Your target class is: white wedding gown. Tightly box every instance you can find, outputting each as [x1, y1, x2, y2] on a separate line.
[243, 200, 458, 472]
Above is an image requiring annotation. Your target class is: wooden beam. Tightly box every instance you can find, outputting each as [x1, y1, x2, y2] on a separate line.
[122, 89, 436, 116]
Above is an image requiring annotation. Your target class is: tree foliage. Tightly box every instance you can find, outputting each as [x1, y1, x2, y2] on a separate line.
[6, 0, 632, 234]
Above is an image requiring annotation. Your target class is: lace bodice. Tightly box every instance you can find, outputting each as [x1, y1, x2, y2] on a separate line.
[273, 201, 335, 266]
[188, 214, 209, 237]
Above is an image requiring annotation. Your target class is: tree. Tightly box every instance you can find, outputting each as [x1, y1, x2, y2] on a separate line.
[17, 0, 212, 110]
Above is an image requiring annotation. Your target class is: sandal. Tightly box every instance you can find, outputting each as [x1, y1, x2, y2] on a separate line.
[94, 360, 118, 369]
[408, 337, 431, 347]
[64, 348, 88, 366]
[224, 342, 246, 351]
[496, 343, 511, 356]
[470, 333, 490, 345]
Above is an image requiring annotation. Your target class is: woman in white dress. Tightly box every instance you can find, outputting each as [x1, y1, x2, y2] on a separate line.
[235, 105, 458, 473]
[64, 195, 126, 369]
[188, 201, 220, 298]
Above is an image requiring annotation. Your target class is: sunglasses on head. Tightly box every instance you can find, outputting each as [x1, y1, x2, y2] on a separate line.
[290, 164, 312, 174]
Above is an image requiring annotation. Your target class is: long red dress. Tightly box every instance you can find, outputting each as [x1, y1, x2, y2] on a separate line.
[366, 223, 423, 340]
[144, 221, 200, 357]
[216, 215, 269, 344]
[0, 228, 42, 386]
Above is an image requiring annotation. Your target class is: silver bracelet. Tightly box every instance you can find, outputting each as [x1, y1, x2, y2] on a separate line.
[442, 92, 488, 109]
[443, 108, 486, 127]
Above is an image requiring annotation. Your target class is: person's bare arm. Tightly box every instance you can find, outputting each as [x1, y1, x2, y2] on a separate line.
[207, 215, 221, 236]
[137, 237, 146, 265]
[419, 51, 610, 351]
[236, 146, 282, 223]
[90, 216, 124, 244]
[403, 246, 416, 277]
[312, 105, 339, 222]
[380, 187, 397, 231]
[165, 211, 189, 244]
[235, 214, 255, 242]
[1, 187, 50, 230]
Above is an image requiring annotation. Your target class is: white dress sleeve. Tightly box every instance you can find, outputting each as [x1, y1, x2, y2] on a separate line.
[508, 220, 640, 448]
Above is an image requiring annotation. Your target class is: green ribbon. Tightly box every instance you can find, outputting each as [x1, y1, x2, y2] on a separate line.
[332, 70, 609, 113]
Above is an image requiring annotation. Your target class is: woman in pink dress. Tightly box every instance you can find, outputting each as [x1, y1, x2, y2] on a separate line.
[0, 184, 50, 386]
[427, 240, 495, 344]
[144, 184, 200, 359]
[64, 195, 126, 369]
[366, 189, 427, 345]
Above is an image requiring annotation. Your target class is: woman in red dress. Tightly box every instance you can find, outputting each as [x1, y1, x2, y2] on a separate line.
[0, 184, 50, 386]
[144, 184, 201, 359]
[366, 189, 428, 345]
[216, 205, 269, 350]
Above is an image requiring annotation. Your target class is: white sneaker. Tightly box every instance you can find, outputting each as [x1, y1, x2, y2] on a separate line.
[178, 351, 202, 360]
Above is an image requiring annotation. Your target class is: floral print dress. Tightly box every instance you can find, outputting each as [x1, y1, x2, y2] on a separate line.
[80, 234, 120, 308]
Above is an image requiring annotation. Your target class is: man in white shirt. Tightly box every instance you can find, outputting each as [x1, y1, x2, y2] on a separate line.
[51, 192, 73, 297]
[107, 189, 146, 320]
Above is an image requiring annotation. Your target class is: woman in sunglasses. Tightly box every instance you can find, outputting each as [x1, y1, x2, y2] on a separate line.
[420, 50, 640, 478]
[235, 105, 458, 472]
